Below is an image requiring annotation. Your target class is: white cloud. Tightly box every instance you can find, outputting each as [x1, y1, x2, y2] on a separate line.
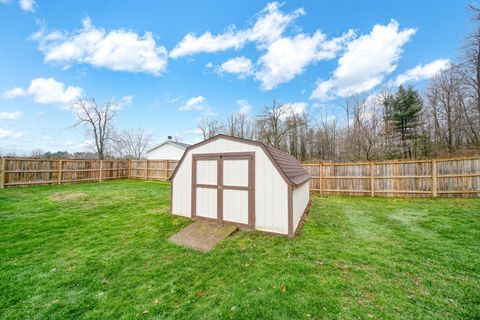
[33, 18, 168, 75]
[236, 99, 251, 114]
[205, 62, 214, 68]
[280, 102, 307, 119]
[0, 128, 23, 139]
[394, 59, 450, 86]
[179, 96, 208, 111]
[0, 111, 22, 120]
[311, 20, 416, 100]
[19, 0, 35, 11]
[76, 139, 93, 150]
[27, 77, 82, 105]
[121, 95, 134, 105]
[256, 30, 354, 90]
[2, 87, 25, 99]
[219, 57, 253, 78]
[3, 77, 82, 106]
[109, 95, 134, 111]
[170, 2, 304, 58]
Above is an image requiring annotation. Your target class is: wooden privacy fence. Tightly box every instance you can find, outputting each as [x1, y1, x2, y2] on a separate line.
[303, 157, 480, 197]
[0, 158, 178, 188]
[129, 160, 178, 181]
[1, 156, 479, 197]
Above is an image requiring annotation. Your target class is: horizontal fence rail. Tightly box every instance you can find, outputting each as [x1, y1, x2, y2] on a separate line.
[303, 157, 480, 198]
[1, 156, 479, 197]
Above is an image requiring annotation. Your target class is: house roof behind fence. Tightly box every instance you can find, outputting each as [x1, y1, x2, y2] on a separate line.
[147, 140, 191, 153]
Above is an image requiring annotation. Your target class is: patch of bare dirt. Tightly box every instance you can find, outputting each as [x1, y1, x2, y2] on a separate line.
[49, 192, 86, 201]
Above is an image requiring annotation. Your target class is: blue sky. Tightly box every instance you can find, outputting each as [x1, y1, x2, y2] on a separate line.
[0, 0, 472, 155]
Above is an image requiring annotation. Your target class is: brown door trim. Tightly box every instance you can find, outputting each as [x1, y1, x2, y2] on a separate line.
[191, 157, 197, 218]
[217, 156, 223, 223]
[248, 156, 255, 229]
[191, 152, 255, 229]
[193, 183, 217, 189]
[222, 185, 249, 191]
[191, 155, 219, 219]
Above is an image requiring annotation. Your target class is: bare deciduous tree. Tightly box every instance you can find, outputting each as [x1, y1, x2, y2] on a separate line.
[197, 116, 224, 140]
[257, 100, 291, 149]
[73, 97, 116, 160]
[112, 128, 152, 159]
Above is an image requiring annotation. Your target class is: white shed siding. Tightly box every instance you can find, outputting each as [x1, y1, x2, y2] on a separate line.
[223, 189, 249, 224]
[196, 188, 217, 219]
[171, 159, 191, 217]
[171, 137, 289, 234]
[196, 160, 217, 185]
[223, 159, 248, 187]
[147, 143, 185, 160]
[292, 182, 310, 231]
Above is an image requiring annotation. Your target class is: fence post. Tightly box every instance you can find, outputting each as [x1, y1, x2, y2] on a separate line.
[99, 160, 103, 182]
[58, 160, 62, 184]
[370, 162, 375, 197]
[145, 160, 149, 180]
[393, 160, 399, 191]
[432, 159, 437, 198]
[318, 162, 323, 195]
[0, 157, 5, 189]
[165, 160, 170, 181]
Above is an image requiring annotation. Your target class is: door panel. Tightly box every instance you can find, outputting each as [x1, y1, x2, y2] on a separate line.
[196, 187, 217, 219]
[223, 159, 249, 187]
[196, 160, 217, 185]
[223, 189, 249, 224]
[192, 153, 254, 227]
[222, 158, 250, 225]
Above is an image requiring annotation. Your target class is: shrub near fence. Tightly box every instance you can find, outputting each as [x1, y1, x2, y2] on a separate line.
[303, 157, 480, 197]
[1, 156, 479, 197]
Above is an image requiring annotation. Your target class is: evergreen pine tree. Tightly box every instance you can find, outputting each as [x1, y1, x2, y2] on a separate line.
[383, 86, 423, 159]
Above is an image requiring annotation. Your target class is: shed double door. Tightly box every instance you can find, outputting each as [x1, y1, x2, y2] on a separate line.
[192, 153, 254, 228]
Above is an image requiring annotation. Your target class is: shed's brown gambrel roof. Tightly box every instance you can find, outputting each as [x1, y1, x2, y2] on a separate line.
[170, 134, 311, 187]
[263, 144, 311, 186]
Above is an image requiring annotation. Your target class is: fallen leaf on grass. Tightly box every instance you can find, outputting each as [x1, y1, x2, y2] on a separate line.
[196, 290, 204, 297]
[143, 310, 149, 315]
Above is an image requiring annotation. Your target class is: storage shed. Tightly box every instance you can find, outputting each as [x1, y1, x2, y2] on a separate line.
[170, 135, 311, 236]
[146, 139, 190, 160]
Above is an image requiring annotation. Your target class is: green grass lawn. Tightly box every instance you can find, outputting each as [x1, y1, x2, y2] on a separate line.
[1, 180, 479, 319]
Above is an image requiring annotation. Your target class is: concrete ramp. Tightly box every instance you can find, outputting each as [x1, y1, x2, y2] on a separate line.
[169, 220, 238, 252]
